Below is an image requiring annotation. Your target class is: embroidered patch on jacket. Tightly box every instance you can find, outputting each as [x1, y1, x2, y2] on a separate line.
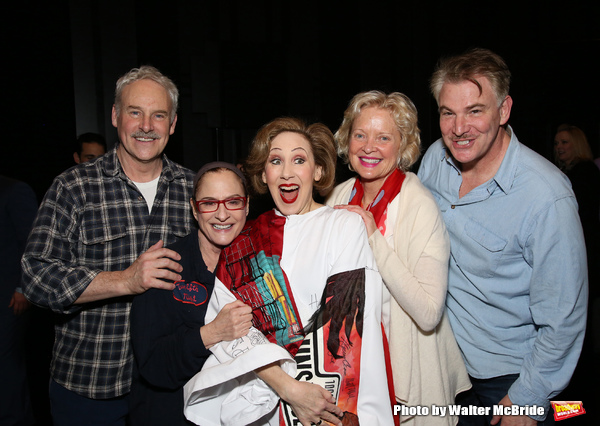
[173, 280, 208, 306]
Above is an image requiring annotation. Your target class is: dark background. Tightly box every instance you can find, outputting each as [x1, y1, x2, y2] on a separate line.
[3, 0, 599, 201]
[2, 1, 598, 424]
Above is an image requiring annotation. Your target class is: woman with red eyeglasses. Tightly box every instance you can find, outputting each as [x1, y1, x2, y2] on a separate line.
[129, 162, 254, 425]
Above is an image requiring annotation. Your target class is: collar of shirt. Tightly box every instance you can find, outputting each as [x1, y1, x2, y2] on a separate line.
[100, 144, 184, 184]
[441, 125, 520, 203]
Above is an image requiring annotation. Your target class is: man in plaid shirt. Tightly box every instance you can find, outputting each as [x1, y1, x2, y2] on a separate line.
[21, 65, 196, 425]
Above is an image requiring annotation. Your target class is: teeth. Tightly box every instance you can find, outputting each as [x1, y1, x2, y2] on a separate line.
[280, 185, 299, 192]
[136, 137, 154, 142]
[361, 158, 380, 164]
[213, 224, 232, 230]
[456, 140, 470, 146]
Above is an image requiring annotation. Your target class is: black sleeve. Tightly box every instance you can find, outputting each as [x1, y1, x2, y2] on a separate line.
[11, 181, 38, 261]
[1, 178, 38, 297]
[130, 287, 213, 390]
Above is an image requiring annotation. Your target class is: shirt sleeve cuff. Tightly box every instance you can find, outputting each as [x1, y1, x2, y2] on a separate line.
[508, 379, 551, 421]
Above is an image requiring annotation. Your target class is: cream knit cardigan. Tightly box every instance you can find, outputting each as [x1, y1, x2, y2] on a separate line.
[326, 172, 471, 425]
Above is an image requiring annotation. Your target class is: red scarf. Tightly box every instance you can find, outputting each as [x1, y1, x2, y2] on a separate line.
[215, 210, 305, 356]
[348, 168, 405, 235]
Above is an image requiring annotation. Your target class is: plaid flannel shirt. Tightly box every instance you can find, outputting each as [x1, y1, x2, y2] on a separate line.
[21, 147, 195, 399]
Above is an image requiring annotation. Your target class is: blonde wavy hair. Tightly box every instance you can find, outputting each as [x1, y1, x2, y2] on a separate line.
[335, 91, 421, 172]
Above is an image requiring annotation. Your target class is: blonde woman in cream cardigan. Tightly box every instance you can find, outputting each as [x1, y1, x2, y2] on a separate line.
[326, 91, 470, 425]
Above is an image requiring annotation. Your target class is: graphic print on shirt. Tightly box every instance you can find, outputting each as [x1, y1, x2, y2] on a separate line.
[281, 268, 365, 426]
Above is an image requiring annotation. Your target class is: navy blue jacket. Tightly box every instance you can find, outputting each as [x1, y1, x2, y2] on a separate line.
[130, 231, 214, 425]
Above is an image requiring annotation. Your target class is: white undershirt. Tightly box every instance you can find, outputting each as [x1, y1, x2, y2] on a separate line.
[133, 176, 159, 213]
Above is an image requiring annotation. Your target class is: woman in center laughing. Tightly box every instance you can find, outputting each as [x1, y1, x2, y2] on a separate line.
[183, 117, 395, 426]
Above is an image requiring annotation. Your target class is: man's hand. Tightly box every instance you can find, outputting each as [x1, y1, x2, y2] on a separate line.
[122, 240, 183, 294]
[491, 395, 537, 426]
[76, 240, 185, 304]
[9, 291, 31, 315]
[200, 300, 253, 347]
